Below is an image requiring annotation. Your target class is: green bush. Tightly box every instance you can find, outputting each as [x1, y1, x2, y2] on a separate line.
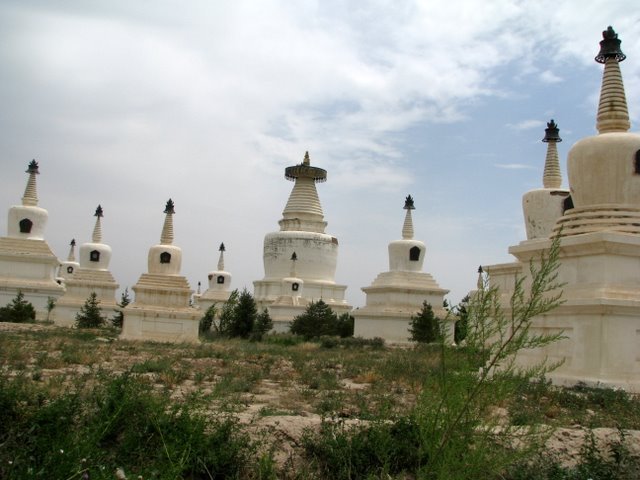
[75, 292, 105, 328]
[0, 291, 36, 323]
[110, 288, 130, 329]
[408, 301, 441, 343]
[290, 300, 353, 339]
[0, 371, 263, 479]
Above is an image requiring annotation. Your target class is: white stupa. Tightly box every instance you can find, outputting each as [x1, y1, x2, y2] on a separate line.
[522, 120, 571, 240]
[253, 151, 351, 330]
[120, 199, 200, 343]
[0, 160, 64, 317]
[353, 195, 449, 343]
[195, 242, 232, 312]
[485, 27, 640, 391]
[54, 206, 119, 326]
[56, 239, 80, 285]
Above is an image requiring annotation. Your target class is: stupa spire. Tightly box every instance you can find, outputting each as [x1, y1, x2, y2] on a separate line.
[67, 239, 77, 262]
[92, 205, 103, 243]
[160, 199, 175, 245]
[22, 160, 39, 207]
[217, 242, 225, 270]
[280, 151, 328, 233]
[542, 120, 562, 188]
[477, 266, 484, 290]
[402, 195, 415, 240]
[595, 26, 630, 133]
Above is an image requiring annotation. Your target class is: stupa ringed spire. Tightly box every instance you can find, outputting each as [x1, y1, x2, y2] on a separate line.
[595, 26, 630, 133]
[542, 120, 562, 189]
[22, 160, 40, 207]
[160, 199, 175, 245]
[402, 195, 415, 240]
[92, 205, 103, 243]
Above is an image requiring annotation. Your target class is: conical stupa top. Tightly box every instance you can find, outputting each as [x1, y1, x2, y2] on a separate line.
[477, 266, 484, 290]
[542, 120, 562, 188]
[67, 238, 77, 262]
[402, 195, 415, 240]
[595, 27, 630, 133]
[22, 160, 39, 207]
[217, 242, 225, 270]
[160, 199, 175, 245]
[92, 205, 103, 243]
[281, 151, 327, 233]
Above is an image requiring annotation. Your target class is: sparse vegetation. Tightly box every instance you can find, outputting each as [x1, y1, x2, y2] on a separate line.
[110, 287, 130, 329]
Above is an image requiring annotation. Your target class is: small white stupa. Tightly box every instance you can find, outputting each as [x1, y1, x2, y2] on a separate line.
[485, 27, 640, 391]
[56, 239, 80, 285]
[253, 151, 351, 330]
[522, 120, 571, 240]
[120, 199, 200, 343]
[0, 160, 64, 316]
[54, 206, 119, 326]
[195, 242, 232, 313]
[353, 195, 449, 343]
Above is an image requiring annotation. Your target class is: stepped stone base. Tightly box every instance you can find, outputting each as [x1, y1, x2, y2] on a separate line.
[120, 273, 199, 343]
[54, 269, 119, 327]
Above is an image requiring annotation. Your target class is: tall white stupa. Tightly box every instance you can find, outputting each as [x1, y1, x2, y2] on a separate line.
[121, 199, 200, 343]
[54, 206, 119, 326]
[0, 160, 64, 316]
[522, 120, 571, 240]
[253, 151, 351, 329]
[353, 195, 449, 343]
[195, 242, 232, 312]
[485, 27, 640, 391]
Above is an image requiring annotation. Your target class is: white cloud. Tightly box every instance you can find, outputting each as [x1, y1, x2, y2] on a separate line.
[506, 120, 546, 131]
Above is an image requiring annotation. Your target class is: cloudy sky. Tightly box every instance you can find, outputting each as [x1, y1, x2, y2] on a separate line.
[1, 1, 639, 308]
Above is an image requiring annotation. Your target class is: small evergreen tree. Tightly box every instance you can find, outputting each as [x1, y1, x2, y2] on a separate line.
[229, 288, 258, 338]
[408, 301, 441, 343]
[454, 295, 470, 344]
[199, 303, 218, 335]
[218, 289, 239, 336]
[75, 292, 105, 328]
[250, 308, 273, 341]
[290, 300, 340, 339]
[336, 312, 354, 338]
[0, 291, 36, 323]
[110, 288, 131, 329]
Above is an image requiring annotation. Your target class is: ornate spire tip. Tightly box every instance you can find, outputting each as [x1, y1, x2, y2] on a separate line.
[404, 194, 415, 210]
[303, 151, 310, 165]
[26, 159, 39, 174]
[164, 198, 175, 214]
[595, 26, 625, 63]
[94, 205, 104, 217]
[70, 239, 76, 246]
[291, 252, 297, 261]
[219, 242, 226, 252]
[542, 119, 562, 143]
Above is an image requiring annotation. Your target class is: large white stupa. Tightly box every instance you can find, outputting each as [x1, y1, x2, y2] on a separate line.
[486, 27, 640, 391]
[121, 199, 200, 343]
[353, 195, 449, 343]
[54, 206, 119, 326]
[0, 160, 64, 316]
[253, 151, 351, 329]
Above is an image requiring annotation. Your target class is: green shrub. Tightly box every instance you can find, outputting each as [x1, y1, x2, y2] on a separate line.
[110, 288, 130, 329]
[0, 291, 36, 323]
[409, 301, 442, 343]
[290, 300, 352, 339]
[75, 292, 105, 328]
[302, 416, 426, 479]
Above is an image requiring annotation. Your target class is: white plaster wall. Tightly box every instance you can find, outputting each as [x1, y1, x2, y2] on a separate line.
[522, 189, 569, 240]
[7, 206, 48, 240]
[567, 132, 640, 207]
